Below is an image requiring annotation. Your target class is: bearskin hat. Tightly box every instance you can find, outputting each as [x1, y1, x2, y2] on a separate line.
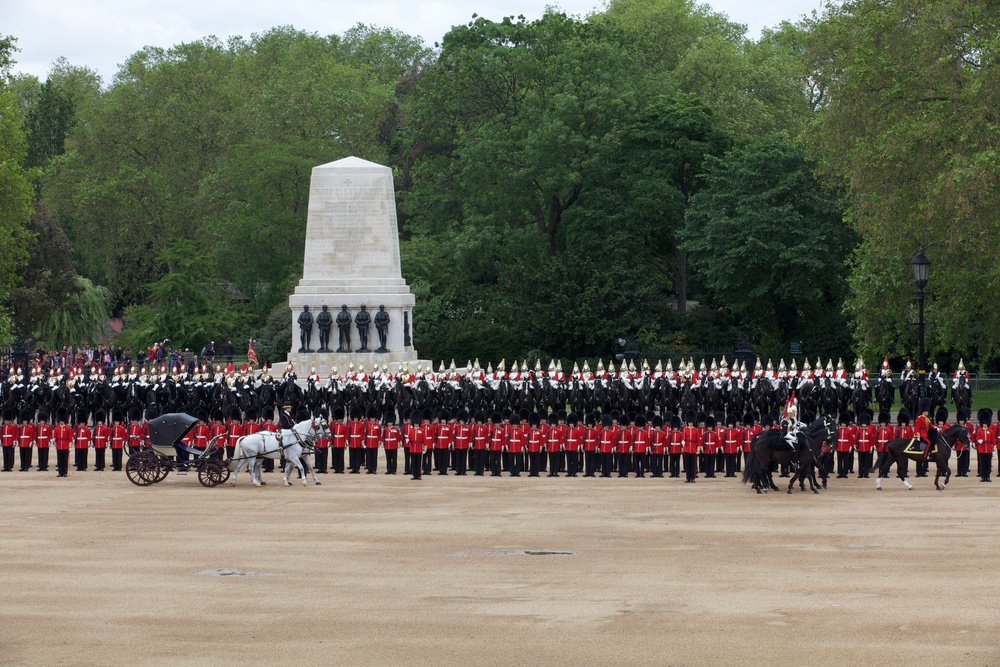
[977, 408, 993, 426]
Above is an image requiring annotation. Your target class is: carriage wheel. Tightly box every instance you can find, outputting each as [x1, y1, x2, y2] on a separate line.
[126, 452, 159, 487]
[198, 461, 228, 487]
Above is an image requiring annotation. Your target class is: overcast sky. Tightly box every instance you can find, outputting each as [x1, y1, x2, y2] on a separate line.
[3, 0, 826, 83]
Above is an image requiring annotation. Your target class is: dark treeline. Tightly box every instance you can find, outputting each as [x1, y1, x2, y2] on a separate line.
[2, 0, 997, 369]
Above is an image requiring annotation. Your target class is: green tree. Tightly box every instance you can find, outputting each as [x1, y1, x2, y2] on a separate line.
[806, 0, 1000, 362]
[682, 136, 856, 357]
[38, 276, 110, 348]
[120, 241, 239, 350]
[0, 36, 35, 344]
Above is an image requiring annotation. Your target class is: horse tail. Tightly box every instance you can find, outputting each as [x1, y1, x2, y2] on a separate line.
[742, 449, 756, 485]
[229, 438, 245, 471]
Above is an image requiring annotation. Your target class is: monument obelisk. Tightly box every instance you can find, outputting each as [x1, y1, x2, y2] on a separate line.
[283, 156, 423, 376]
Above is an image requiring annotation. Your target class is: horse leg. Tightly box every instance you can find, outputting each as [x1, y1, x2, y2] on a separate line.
[283, 458, 293, 487]
[231, 458, 243, 486]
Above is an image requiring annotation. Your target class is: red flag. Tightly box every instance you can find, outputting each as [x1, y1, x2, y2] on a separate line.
[247, 340, 258, 365]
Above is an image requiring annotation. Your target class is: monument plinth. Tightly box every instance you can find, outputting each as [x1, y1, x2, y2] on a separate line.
[280, 156, 426, 377]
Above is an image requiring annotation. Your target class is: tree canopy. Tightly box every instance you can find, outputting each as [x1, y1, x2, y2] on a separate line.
[4, 1, 996, 367]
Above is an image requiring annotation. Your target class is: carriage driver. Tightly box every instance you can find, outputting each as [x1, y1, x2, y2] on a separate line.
[915, 398, 937, 459]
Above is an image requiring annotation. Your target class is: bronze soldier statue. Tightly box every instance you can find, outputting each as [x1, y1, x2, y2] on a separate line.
[297, 306, 314, 353]
[316, 305, 333, 353]
[355, 305, 372, 353]
[374, 305, 390, 353]
[336, 305, 352, 353]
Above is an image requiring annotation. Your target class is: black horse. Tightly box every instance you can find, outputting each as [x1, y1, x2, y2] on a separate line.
[742, 416, 836, 494]
[785, 415, 837, 494]
[952, 377, 972, 414]
[876, 425, 969, 491]
[875, 378, 895, 414]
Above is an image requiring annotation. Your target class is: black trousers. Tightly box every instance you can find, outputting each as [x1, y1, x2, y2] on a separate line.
[566, 450, 579, 476]
[453, 449, 467, 474]
[56, 449, 69, 476]
[616, 452, 630, 477]
[601, 452, 614, 477]
[332, 447, 345, 473]
[836, 452, 850, 477]
[315, 447, 328, 472]
[348, 448, 362, 473]
[915, 459, 929, 476]
[490, 450, 502, 476]
[94, 448, 106, 471]
[957, 449, 970, 476]
[74, 448, 88, 471]
[547, 452, 560, 476]
[704, 453, 716, 478]
[365, 447, 378, 473]
[409, 451, 422, 479]
[37, 447, 49, 471]
[473, 449, 486, 475]
[434, 448, 448, 475]
[528, 451, 541, 476]
[857, 451, 873, 478]
[724, 453, 737, 477]
[633, 452, 647, 477]
[18, 446, 32, 471]
[668, 453, 681, 477]
[651, 453, 663, 477]
[684, 453, 697, 482]
[423, 449, 433, 474]
[2, 445, 15, 471]
[977, 452, 992, 480]
[736, 451, 744, 472]
[509, 452, 522, 476]
[584, 450, 596, 476]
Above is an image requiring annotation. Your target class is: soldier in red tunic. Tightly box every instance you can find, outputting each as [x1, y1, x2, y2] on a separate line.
[408, 410, 424, 480]
[36, 409, 52, 472]
[383, 413, 401, 475]
[472, 410, 490, 476]
[331, 407, 347, 474]
[365, 406, 382, 474]
[954, 408, 971, 477]
[110, 409, 127, 472]
[434, 409, 452, 476]
[347, 406, 366, 474]
[453, 410, 471, 476]
[545, 413, 563, 477]
[669, 414, 684, 478]
[488, 412, 505, 477]
[856, 412, 876, 479]
[650, 415, 667, 478]
[17, 408, 34, 472]
[682, 411, 701, 483]
[1, 409, 17, 472]
[976, 408, 994, 482]
[835, 413, 856, 479]
[565, 413, 583, 477]
[92, 410, 110, 471]
[583, 413, 600, 477]
[599, 414, 617, 478]
[53, 408, 73, 477]
[73, 410, 91, 471]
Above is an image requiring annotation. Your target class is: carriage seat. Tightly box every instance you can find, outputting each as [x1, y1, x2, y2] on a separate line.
[174, 443, 207, 458]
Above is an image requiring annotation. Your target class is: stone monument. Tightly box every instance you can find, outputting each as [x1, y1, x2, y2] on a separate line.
[283, 156, 426, 377]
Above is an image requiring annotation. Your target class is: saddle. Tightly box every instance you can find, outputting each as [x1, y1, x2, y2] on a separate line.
[903, 438, 936, 456]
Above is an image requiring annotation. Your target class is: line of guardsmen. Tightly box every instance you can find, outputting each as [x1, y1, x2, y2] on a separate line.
[834, 406, 994, 482]
[5, 404, 995, 483]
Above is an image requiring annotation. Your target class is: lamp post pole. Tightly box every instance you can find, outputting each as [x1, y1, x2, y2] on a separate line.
[911, 250, 930, 398]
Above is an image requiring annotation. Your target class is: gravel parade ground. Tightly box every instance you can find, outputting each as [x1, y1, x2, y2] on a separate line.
[3, 459, 999, 666]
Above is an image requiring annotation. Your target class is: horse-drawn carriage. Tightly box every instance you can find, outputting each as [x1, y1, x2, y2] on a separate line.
[125, 412, 230, 487]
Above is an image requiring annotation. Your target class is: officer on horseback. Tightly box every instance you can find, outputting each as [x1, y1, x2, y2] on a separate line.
[915, 398, 937, 459]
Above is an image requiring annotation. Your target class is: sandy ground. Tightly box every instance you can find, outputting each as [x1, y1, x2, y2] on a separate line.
[2, 452, 1000, 667]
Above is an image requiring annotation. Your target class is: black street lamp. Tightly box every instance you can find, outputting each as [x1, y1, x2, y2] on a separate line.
[911, 249, 930, 396]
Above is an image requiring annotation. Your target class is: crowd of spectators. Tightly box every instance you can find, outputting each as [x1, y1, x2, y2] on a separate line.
[2, 340, 244, 376]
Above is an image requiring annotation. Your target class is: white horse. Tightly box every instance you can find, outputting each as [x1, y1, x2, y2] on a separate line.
[230, 418, 327, 487]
